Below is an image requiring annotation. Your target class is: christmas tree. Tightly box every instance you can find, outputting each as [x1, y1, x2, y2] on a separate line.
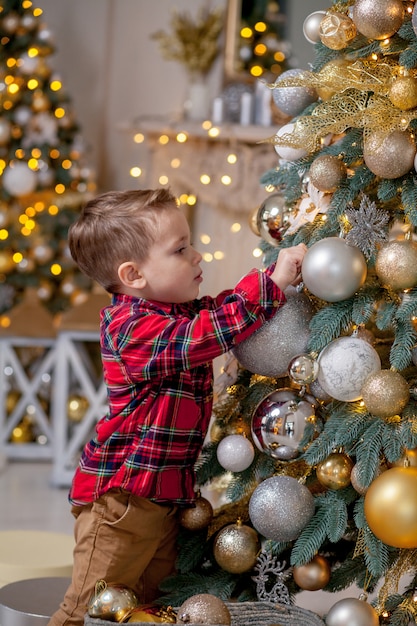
[157, 1, 417, 624]
[0, 0, 95, 320]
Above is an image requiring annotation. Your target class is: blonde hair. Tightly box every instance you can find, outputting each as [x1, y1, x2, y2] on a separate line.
[68, 188, 179, 292]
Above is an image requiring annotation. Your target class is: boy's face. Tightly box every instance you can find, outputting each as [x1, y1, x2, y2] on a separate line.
[138, 209, 203, 303]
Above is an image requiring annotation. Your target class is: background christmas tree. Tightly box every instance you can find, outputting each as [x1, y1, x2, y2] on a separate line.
[157, 1, 417, 624]
[0, 0, 95, 322]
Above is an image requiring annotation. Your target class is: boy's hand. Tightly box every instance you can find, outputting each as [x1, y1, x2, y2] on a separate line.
[270, 243, 307, 292]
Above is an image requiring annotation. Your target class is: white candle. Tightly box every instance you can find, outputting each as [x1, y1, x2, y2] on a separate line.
[240, 92, 253, 126]
[211, 97, 224, 124]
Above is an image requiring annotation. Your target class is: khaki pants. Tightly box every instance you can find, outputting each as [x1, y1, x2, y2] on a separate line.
[48, 490, 179, 626]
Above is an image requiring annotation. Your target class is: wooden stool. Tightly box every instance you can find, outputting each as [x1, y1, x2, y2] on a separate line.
[0, 530, 73, 587]
[0, 576, 71, 625]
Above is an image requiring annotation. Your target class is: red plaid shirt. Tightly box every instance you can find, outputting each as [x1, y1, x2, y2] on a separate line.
[69, 267, 285, 506]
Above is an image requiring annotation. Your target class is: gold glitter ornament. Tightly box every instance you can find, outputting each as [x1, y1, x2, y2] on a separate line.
[364, 466, 417, 548]
[179, 495, 214, 531]
[309, 155, 347, 192]
[316, 58, 352, 101]
[361, 369, 409, 418]
[177, 594, 231, 625]
[389, 76, 417, 111]
[293, 554, 331, 591]
[319, 12, 357, 50]
[213, 519, 260, 574]
[352, 0, 404, 40]
[316, 452, 354, 490]
[375, 240, 417, 290]
[363, 129, 416, 179]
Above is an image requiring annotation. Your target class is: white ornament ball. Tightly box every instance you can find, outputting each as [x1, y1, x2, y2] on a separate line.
[216, 434, 255, 472]
[302, 238, 367, 302]
[272, 69, 317, 118]
[2, 162, 37, 196]
[249, 475, 315, 542]
[326, 597, 379, 626]
[303, 11, 327, 44]
[233, 286, 314, 378]
[274, 123, 309, 162]
[317, 336, 381, 402]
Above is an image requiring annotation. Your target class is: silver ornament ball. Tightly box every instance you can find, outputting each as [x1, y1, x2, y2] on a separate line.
[251, 388, 315, 460]
[272, 69, 317, 118]
[326, 597, 379, 626]
[302, 237, 367, 302]
[257, 193, 290, 246]
[249, 475, 315, 542]
[303, 11, 327, 44]
[216, 434, 255, 472]
[288, 353, 319, 385]
[233, 286, 314, 378]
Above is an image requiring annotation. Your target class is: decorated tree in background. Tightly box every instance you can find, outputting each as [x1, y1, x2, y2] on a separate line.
[0, 0, 95, 320]
[158, 1, 417, 624]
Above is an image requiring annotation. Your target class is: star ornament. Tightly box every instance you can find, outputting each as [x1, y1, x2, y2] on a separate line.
[345, 195, 389, 260]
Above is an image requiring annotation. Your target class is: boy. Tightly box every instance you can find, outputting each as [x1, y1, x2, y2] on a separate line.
[49, 188, 306, 626]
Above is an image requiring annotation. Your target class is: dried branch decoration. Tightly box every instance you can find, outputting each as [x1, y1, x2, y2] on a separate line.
[151, 4, 224, 78]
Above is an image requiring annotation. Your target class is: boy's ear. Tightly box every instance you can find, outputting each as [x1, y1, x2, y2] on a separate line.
[118, 261, 146, 289]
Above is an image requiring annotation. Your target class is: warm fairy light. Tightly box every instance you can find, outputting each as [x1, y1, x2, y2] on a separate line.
[254, 43, 267, 56]
[200, 234, 211, 245]
[13, 252, 23, 263]
[240, 26, 253, 38]
[186, 195, 197, 206]
[250, 65, 263, 77]
[231, 222, 241, 233]
[202, 120, 212, 130]
[158, 175, 169, 185]
[214, 250, 225, 260]
[254, 21, 267, 33]
[274, 51, 286, 62]
[33, 7, 43, 16]
[221, 175, 232, 185]
[23, 0, 33, 7]
[159, 134, 169, 145]
[0, 316, 11, 328]
[27, 78, 39, 89]
[371, 53, 378, 61]
[170, 158, 181, 168]
[19, 214, 28, 224]
[176, 132, 188, 143]
[28, 158, 38, 169]
[253, 247, 263, 258]
[50, 80, 62, 91]
[208, 127, 220, 138]
[134, 132, 144, 143]
[50, 149, 60, 159]
[62, 159, 72, 169]
[48, 205, 59, 215]
[130, 166, 142, 178]
[15, 149, 24, 158]
[25, 206, 36, 217]
[28, 47, 39, 58]
[0, 229, 8, 240]
[55, 184, 65, 194]
[31, 148, 41, 158]
[3, 101, 13, 110]
[55, 107, 65, 118]
[200, 174, 211, 185]
[8, 83, 19, 95]
[227, 153, 237, 164]
[50, 263, 62, 276]
[5, 74, 14, 83]
[6, 58, 16, 68]
[202, 252, 213, 262]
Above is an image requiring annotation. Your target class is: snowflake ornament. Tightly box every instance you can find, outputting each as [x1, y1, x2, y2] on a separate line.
[345, 195, 389, 260]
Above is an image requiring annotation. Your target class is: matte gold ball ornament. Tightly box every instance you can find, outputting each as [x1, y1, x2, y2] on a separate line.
[392, 448, 417, 468]
[213, 519, 260, 574]
[375, 240, 417, 290]
[352, 0, 404, 40]
[319, 12, 357, 50]
[177, 594, 231, 625]
[309, 155, 347, 193]
[293, 554, 331, 591]
[364, 466, 417, 548]
[361, 369, 409, 418]
[179, 495, 214, 531]
[317, 452, 354, 490]
[363, 130, 416, 179]
[389, 76, 417, 110]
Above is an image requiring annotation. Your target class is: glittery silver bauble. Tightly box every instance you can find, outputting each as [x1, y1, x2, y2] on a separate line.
[274, 123, 309, 162]
[309, 155, 347, 193]
[288, 353, 319, 385]
[251, 388, 315, 460]
[213, 520, 260, 574]
[375, 240, 417, 290]
[179, 495, 214, 531]
[303, 11, 326, 44]
[302, 238, 367, 302]
[309, 378, 333, 403]
[216, 434, 255, 472]
[257, 193, 291, 245]
[326, 597, 379, 626]
[177, 594, 231, 625]
[317, 336, 381, 402]
[352, 0, 404, 40]
[363, 129, 416, 179]
[361, 369, 410, 418]
[272, 69, 317, 118]
[88, 581, 139, 622]
[233, 286, 314, 378]
[249, 475, 315, 542]
[413, 2, 417, 37]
